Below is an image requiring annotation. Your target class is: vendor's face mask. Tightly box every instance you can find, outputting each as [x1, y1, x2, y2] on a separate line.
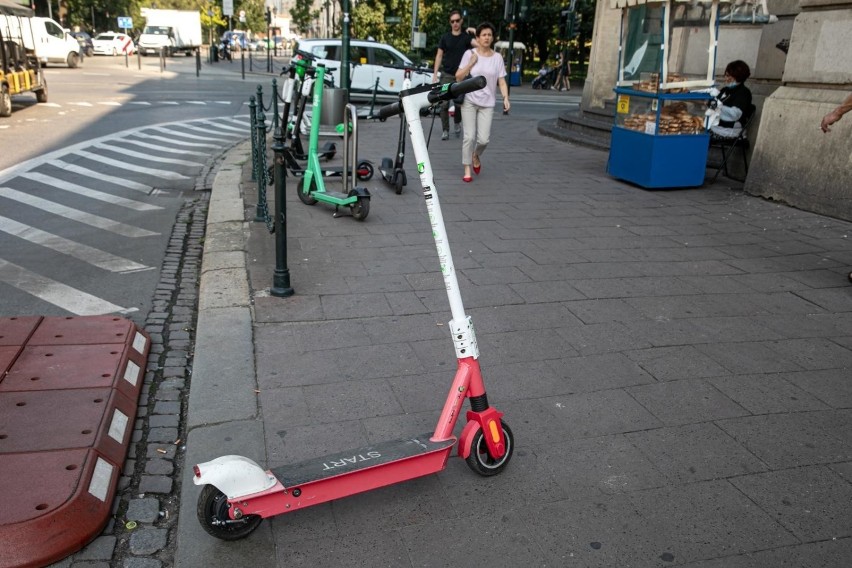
[725, 80, 738, 88]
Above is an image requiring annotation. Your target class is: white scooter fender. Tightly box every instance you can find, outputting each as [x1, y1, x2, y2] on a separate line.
[193, 455, 278, 500]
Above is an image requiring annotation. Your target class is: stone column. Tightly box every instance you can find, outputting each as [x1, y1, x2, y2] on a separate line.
[582, 0, 622, 111]
[746, 0, 852, 221]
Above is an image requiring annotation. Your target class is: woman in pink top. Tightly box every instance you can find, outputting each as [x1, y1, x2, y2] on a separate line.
[455, 22, 511, 182]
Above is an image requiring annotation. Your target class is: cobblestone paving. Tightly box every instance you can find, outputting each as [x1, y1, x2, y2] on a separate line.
[49, 195, 208, 568]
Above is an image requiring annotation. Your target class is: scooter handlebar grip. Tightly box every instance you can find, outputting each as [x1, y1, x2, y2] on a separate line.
[429, 76, 487, 104]
[377, 102, 402, 120]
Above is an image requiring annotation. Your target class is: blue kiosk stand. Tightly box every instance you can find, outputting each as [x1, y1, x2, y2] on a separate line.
[607, 0, 723, 189]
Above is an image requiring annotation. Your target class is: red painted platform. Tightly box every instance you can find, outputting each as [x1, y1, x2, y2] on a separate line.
[0, 316, 150, 568]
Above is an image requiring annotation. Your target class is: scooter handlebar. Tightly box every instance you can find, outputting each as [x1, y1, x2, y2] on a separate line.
[376, 76, 487, 120]
[437, 76, 487, 103]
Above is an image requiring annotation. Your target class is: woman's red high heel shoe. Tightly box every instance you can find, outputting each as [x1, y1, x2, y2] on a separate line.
[472, 154, 481, 175]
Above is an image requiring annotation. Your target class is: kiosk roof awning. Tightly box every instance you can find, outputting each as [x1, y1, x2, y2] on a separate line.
[610, 0, 728, 7]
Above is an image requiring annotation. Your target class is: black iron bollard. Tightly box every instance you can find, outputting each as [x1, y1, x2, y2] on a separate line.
[241, 48, 245, 80]
[249, 95, 257, 182]
[270, 125, 294, 298]
[196, 48, 201, 77]
[255, 103, 267, 223]
[271, 77, 279, 133]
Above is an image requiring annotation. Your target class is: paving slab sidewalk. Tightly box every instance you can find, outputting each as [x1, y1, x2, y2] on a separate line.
[178, 111, 852, 567]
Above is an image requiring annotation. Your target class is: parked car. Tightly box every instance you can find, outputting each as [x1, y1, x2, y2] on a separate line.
[221, 30, 247, 51]
[29, 17, 82, 67]
[294, 38, 431, 103]
[92, 32, 135, 56]
[70, 31, 94, 57]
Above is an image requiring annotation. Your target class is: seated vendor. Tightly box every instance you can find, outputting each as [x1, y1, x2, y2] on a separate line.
[710, 60, 753, 139]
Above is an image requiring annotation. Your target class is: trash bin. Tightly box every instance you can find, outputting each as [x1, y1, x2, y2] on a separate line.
[320, 88, 346, 127]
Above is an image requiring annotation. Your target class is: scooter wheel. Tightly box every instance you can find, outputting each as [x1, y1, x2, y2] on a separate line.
[196, 484, 263, 541]
[357, 161, 374, 181]
[350, 197, 370, 221]
[296, 183, 318, 206]
[465, 420, 514, 477]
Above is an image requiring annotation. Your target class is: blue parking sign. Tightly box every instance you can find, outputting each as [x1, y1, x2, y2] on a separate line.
[117, 16, 132, 29]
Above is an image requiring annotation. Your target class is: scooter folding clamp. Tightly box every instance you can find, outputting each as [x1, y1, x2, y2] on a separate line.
[449, 316, 479, 360]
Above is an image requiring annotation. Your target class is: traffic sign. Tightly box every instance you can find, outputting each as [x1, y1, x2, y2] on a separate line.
[223, 0, 233, 17]
[117, 16, 132, 29]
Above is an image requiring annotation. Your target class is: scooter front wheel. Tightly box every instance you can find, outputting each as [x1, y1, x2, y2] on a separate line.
[350, 197, 370, 221]
[197, 484, 263, 541]
[465, 420, 514, 477]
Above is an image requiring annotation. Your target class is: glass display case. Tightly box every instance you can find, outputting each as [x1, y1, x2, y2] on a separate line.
[607, 0, 724, 188]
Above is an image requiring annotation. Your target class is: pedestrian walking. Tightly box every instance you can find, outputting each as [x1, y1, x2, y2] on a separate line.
[432, 10, 476, 141]
[551, 51, 571, 91]
[455, 22, 510, 182]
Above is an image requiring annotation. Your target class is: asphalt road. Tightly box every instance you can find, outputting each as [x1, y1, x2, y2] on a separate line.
[0, 55, 251, 321]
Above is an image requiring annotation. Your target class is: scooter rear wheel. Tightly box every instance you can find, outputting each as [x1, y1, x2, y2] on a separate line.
[296, 183, 318, 206]
[465, 420, 514, 477]
[357, 161, 374, 181]
[197, 484, 263, 541]
[350, 197, 370, 221]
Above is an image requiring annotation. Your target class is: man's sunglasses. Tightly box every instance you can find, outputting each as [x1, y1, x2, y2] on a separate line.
[450, 19, 461, 23]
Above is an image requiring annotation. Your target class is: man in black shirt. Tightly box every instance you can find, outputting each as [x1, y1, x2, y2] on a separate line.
[432, 10, 476, 140]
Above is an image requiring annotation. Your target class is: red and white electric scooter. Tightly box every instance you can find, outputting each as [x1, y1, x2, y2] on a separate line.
[193, 76, 513, 540]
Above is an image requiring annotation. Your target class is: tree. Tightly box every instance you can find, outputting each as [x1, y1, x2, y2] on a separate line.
[198, 1, 227, 44]
[291, 0, 319, 37]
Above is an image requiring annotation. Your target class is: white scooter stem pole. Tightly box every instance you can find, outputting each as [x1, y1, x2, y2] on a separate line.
[396, 78, 486, 359]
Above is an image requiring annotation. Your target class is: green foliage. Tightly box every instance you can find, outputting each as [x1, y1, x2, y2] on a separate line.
[351, 0, 412, 47]
[291, 0, 318, 37]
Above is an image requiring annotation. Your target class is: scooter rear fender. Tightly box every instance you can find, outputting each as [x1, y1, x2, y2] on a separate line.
[193, 455, 278, 500]
[347, 187, 371, 198]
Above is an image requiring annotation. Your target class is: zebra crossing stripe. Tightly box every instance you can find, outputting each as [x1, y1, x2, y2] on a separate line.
[48, 159, 153, 193]
[0, 258, 135, 316]
[148, 126, 221, 142]
[18, 172, 162, 211]
[134, 133, 220, 149]
[199, 120, 248, 134]
[0, 215, 151, 273]
[93, 143, 205, 167]
[180, 122, 242, 137]
[0, 187, 159, 238]
[120, 138, 210, 157]
[74, 150, 189, 180]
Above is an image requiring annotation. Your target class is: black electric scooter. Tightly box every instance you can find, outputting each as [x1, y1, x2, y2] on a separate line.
[378, 66, 415, 195]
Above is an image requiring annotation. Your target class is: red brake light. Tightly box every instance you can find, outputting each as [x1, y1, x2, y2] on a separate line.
[193, 465, 201, 478]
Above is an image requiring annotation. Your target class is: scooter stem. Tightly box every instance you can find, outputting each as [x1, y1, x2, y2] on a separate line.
[400, 91, 478, 360]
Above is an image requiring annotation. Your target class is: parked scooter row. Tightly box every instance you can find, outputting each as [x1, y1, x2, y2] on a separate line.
[276, 51, 372, 219]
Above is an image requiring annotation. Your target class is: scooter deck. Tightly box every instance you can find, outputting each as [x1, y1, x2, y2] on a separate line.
[271, 433, 455, 488]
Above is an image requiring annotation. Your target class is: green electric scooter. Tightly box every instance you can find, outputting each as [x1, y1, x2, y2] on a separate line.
[297, 63, 371, 221]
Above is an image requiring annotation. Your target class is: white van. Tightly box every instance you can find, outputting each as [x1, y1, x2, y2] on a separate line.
[295, 38, 430, 103]
[0, 15, 81, 68]
[31, 17, 81, 67]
